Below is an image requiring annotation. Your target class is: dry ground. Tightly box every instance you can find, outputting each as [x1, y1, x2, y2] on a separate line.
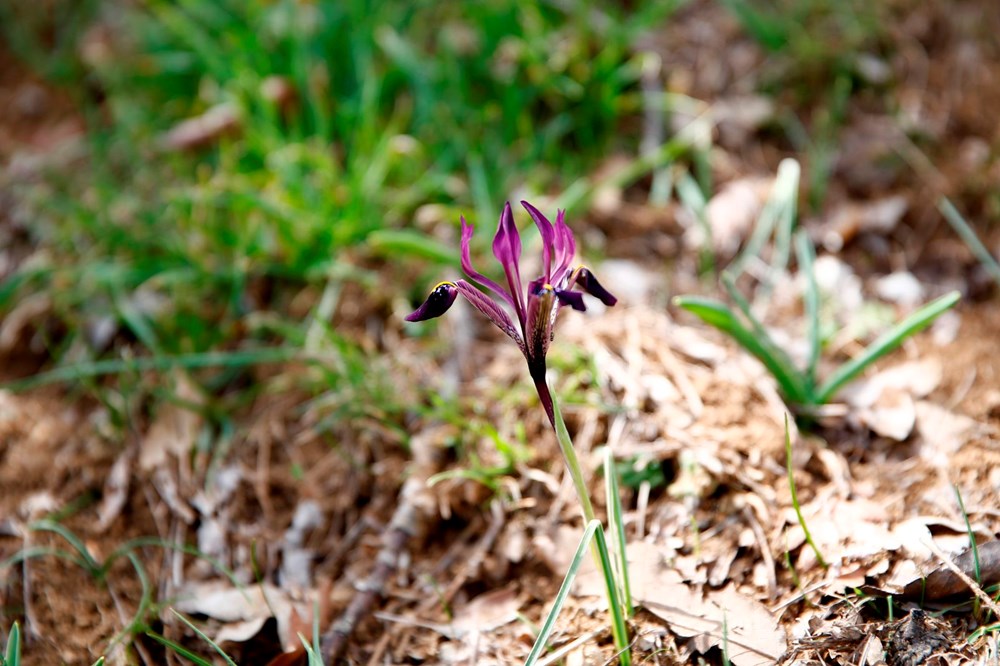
[2, 1, 1000, 664]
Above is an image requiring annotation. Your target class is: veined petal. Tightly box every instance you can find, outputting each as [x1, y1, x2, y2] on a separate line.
[453, 279, 525, 354]
[574, 267, 617, 306]
[460, 217, 516, 308]
[492, 203, 526, 324]
[492, 202, 522, 268]
[405, 282, 459, 321]
[552, 209, 577, 280]
[520, 200, 554, 278]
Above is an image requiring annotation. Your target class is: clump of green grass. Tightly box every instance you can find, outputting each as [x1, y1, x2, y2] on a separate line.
[674, 159, 959, 416]
[675, 233, 959, 414]
[0, 519, 241, 660]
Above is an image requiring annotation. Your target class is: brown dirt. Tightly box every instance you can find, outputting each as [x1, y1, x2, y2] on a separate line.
[3, 1, 1000, 665]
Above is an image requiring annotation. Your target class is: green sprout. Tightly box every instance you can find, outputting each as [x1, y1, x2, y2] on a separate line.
[674, 232, 960, 414]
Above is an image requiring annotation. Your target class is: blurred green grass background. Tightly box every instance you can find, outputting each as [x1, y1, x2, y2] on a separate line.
[0, 0, 886, 432]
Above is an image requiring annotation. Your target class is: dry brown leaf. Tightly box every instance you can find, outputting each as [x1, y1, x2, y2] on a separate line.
[858, 389, 916, 441]
[451, 587, 521, 635]
[819, 195, 909, 252]
[700, 176, 773, 259]
[874, 271, 925, 307]
[901, 540, 1000, 600]
[914, 400, 987, 467]
[174, 581, 306, 650]
[788, 497, 898, 569]
[841, 360, 942, 440]
[94, 446, 134, 532]
[577, 542, 786, 666]
[139, 373, 204, 471]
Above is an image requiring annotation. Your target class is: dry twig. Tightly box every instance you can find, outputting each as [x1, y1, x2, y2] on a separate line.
[321, 429, 443, 663]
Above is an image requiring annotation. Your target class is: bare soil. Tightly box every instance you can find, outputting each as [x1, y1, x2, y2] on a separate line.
[2, 1, 1000, 664]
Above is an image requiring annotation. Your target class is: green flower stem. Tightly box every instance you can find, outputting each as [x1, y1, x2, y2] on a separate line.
[536, 378, 631, 664]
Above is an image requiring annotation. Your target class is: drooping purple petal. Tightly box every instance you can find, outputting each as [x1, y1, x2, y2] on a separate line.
[405, 282, 459, 321]
[521, 201, 554, 278]
[554, 289, 586, 311]
[460, 217, 515, 308]
[492, 203, 526, 325]
[453, 279, 525, 354]
[574, 267, 617, 306]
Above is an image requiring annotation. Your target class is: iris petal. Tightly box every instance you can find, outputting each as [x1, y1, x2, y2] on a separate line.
[453, 279, 525, 354]
[492, 203, 526, 323]
[492, 202, 522, 268]
[460, 217, 515, 307]
[520, 201, 554, 278]
[574, 267, 617, 306]
[554, 289, 586, 311]
[552, 210, 577, 279]
[405, 282, 459, 321]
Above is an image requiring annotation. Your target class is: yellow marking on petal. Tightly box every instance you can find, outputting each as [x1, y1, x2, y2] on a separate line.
[542, 283, 554, 290]
[434, 280, 456, 290]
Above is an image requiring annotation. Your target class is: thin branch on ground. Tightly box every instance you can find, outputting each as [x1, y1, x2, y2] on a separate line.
[321, 429, 444, 664]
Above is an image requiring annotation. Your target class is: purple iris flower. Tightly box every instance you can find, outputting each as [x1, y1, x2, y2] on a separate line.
[406, 201, 617, 425]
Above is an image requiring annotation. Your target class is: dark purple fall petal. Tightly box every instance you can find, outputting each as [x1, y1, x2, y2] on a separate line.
[574, 267, 617, 306]
[405, 282, 459, 321]
[554, 289, 586, 311]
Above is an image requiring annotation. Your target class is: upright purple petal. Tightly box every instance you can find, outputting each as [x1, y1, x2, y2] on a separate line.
[453, 279, 526, 355]
[460, 217, 516, 308]
[491, 203, 526, 326]
[405, 282, 459, 321]
[521, 201, 554, 278]
[551, 210, 577, 280]
[492, 202, 522, 267]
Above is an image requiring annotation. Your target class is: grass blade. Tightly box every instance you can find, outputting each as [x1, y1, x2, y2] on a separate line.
[720, 271, 807, 399]
[674, 295, 810, 404]
[4, 622, 20, 666]
[145, 632, 215, 666]
[815, 291, 960, 404]
[170, 609, 238, 666]
[3, 347, 307, 392]
[730, 158, 800, 281]
[939, 198, 1000, 289]
[785, 415, 827, 569]
[954, 485, 982, 618]
[524, 521, 629, 666]
[29, 520, 101, 573]
[604, 448, 633, 618]
[677, 171, 715, 274]
[795, 231, 821, 390]
[524, 520, 602, 666]
[368, 229, 460, 266]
